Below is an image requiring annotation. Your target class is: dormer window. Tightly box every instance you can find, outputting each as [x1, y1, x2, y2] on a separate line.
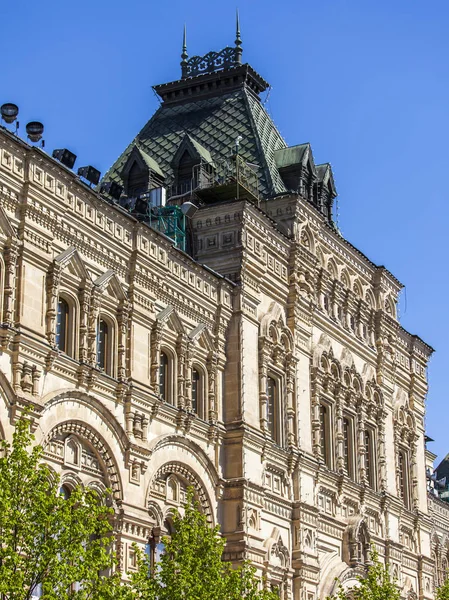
[121, 146, 165, 198]
[170, 134, 215, 198]
[127, 161, 149, 197]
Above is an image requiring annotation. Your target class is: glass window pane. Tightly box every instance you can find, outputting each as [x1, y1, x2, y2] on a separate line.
[56, 298, 69, 353]
[159, 352, 168, 401]
[319, 404, 329, 466]
[192, 368, 200, 415]
[97, 319, 109, 372]
[267, 377, 277, 442]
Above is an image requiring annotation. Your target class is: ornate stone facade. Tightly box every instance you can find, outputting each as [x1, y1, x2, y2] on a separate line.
[0, 37, 445, 599]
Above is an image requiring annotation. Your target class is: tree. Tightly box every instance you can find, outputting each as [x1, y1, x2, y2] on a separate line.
[125, 490, 279, 600]
[436, 578, 449, 600]
[0, 413, 120, 600]
[327, 547, 400, 600]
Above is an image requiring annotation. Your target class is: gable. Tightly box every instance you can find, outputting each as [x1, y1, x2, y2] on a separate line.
[0, 205, 17, 242]
[94, 270, 126, 301]
[54, 246, 90, 281]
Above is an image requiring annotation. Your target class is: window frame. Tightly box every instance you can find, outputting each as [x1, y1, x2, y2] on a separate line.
[96, 314, 115, 376]
[342, 413, 356, 481]
[159, 347, 176, 405]
[55, 291, 77, 358]
[364, 426, 377, 490]
[266, 373, 284, 446]
[319, 400, 333, 469]
[191, 364, 207, 420]
[398, 447, 412, 509]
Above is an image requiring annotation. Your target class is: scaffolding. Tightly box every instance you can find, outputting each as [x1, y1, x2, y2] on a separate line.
[146, 205, 187, 251]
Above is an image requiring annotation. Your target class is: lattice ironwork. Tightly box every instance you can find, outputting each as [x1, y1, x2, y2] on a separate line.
[183, 47, 238, 78]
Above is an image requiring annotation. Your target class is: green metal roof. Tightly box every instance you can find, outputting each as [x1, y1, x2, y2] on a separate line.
[103, 83, 288, 199]
[274, 144, 309, 169]
[136, 146, 165, 178]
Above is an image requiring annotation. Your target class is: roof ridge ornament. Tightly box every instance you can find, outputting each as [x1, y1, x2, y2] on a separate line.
[181, 24, 188, 79]
[180, 13, 243, 79]
[235, 9, 242, 65]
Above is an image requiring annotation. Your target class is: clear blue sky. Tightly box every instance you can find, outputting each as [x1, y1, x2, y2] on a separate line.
[2, 0, 448, 461]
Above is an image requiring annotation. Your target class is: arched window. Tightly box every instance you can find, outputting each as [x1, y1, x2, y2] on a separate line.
[365, 429, 376, 489]
[191, 368, 203, 418]
[320, 403, 332, 468]
[398, 449, 411, 509]
[60, 485, 71, 499]
[159, 351, 169, 402]
[56, 297, 70, 354]
[97, 318, 112, 375]
[343, 416, 355, 480]
[267, 376, 282, 444]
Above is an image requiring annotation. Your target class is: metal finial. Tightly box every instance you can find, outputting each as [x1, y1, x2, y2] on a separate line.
[235, 9, 242, 65]
[181, 24, 188, 78]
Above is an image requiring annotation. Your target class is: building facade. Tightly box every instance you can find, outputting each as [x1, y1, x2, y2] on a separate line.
[0, 31, 443, 599]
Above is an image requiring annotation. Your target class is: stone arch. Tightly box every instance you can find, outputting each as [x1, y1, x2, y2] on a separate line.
[0, 369, 15, 440]
[340, 347, 355, 371]
[365, 289, 376, 308]
[318, 551, 363, 598]
[263, 528, 290, 569]
[150, 462, 213, 522]
[327, 258, 338, 279]
[313, 333, 333, 368]
[260, 301, 286, 336]
[341, 269, 351, 288]
[353, 279, 363, 297]
[44, 420, 123, 501]
[146, 434, 220, 526]
[299, 224, 315, 253]
[316, 246, 326, 268]
[384, 295, 396, 318]
[38, 390, 128, 501]
[60, 471, 82, 491]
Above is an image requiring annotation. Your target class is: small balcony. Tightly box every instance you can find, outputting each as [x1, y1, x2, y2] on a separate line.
[167, 156, 260, 206]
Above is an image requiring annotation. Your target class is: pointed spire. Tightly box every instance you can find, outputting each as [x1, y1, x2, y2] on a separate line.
[235, 9, 242, 65]
[181, 24, 189, 79]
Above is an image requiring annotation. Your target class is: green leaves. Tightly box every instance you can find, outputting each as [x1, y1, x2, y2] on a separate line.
[0, 417, 279, 599]
[126, 489, 279, 600]
[436, 578, 449, 600]
[327, 547, 401, 600]
[0, 414, 118, 600]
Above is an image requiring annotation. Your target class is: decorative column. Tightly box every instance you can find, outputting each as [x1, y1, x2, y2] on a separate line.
[2, 241, 18, 326]
[87, 288, 101, 367]
[378, 408, 388, 492]
[285, 354, 297, 448]
[45, 262, 62, 347]
[79, 282, 92, 363]
[357, 399, 367, 483]
[259, 340, 270, 433]
[207, 352, 218, 422]
[411, 432, 419, 510]
[150, 322, 163, 391]
[176, 333, 188, 410]
[335, 386, 345, 474]
[117, 300, 130, 381]
[310, 368, 322, 460]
